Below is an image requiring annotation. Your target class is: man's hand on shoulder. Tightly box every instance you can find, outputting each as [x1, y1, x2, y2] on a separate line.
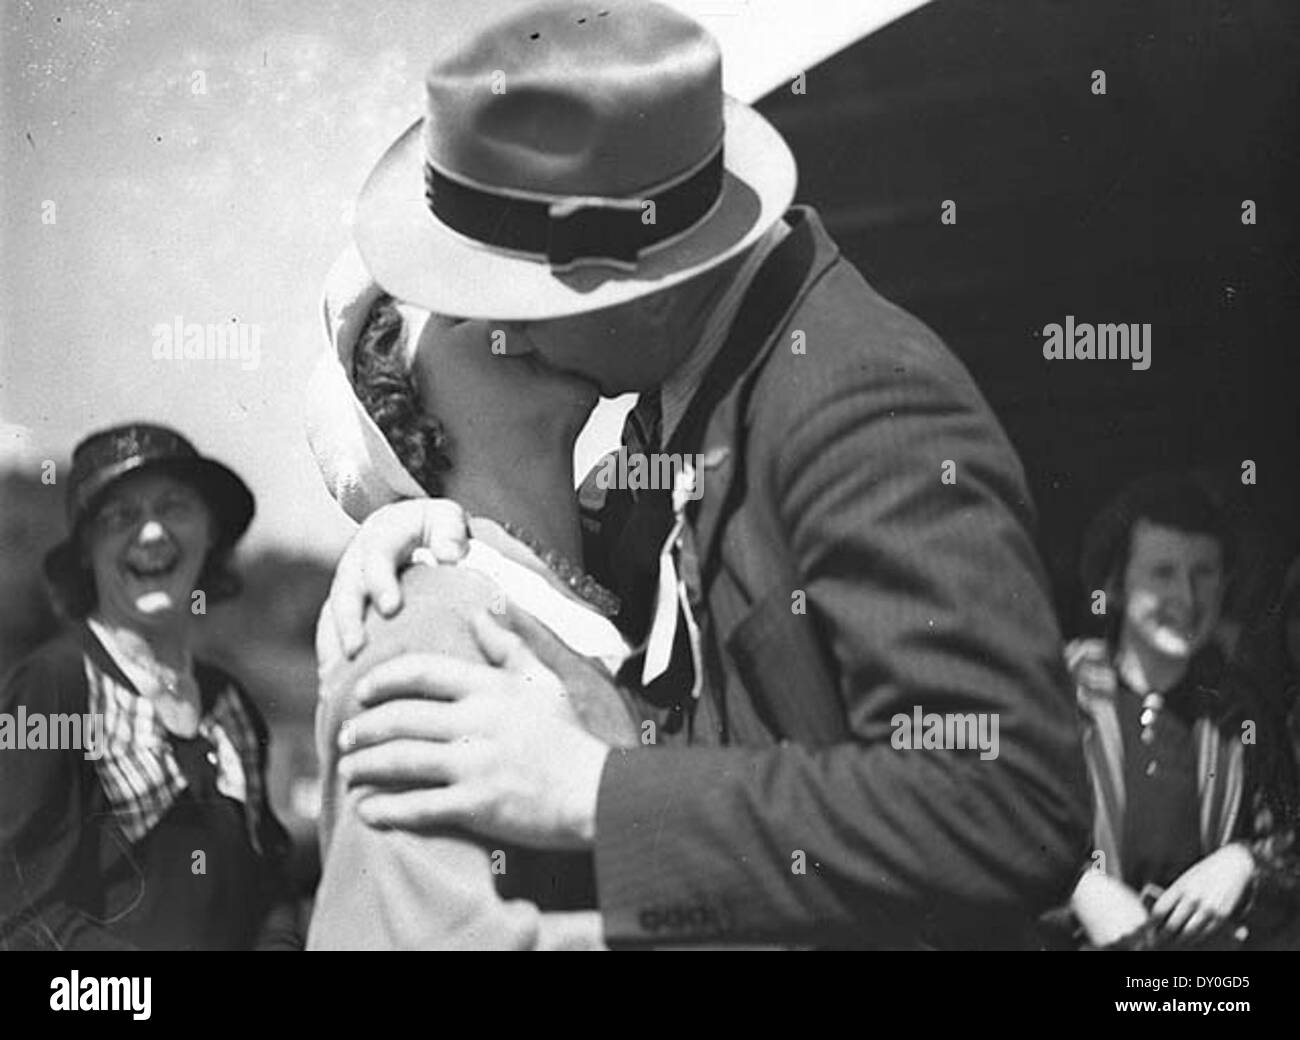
[337, 611, 610, 851]
[496, 599, 642, 748]
[318, 498, 470, 667]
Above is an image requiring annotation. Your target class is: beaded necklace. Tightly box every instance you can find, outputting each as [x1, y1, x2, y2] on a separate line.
[496, 519, 621, 619]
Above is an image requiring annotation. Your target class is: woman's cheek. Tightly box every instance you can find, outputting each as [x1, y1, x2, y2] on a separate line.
[89, 532, 125, 585]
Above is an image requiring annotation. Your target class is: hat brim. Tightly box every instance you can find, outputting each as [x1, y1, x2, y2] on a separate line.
[42, 456, 255, 585]
[354, 95, 797, 321]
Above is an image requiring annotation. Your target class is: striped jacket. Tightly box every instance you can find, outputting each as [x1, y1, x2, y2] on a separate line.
[1069, 637, 1300, 943]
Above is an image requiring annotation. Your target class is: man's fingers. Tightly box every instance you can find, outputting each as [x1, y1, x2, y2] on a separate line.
[358, 500, 472, 615]
[339, 738, 466, 789]
[471, 610, 541, 673]
[419, 499, 472, 564]
[353, 651, 501, 707]
[500, 601, 588, 677]
[362, 521, 409, 617]
[339, 698, 462, 752]
[356, 787, 475, 831]
[321, 500, 473, 664]
[328, 546, 369, 658]
[470, 612, 570, 707]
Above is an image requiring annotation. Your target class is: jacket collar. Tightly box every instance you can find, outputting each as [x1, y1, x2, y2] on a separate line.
[77, 620, 138, 693]
[681, 205, 841, 579]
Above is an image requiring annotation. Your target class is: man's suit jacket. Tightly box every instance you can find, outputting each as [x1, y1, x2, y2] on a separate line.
[585, 206, 1093, 948]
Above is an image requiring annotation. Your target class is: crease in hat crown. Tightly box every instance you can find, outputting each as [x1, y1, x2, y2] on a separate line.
[423, 1, 724, 199]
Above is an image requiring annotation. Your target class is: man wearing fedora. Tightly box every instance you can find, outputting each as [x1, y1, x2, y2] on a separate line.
[322, 0, 1091, 947]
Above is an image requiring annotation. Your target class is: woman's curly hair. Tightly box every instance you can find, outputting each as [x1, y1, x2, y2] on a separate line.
[351, 294, 452, 495]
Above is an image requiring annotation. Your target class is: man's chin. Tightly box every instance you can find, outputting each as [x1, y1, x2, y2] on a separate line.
[567, 369, 611, 399]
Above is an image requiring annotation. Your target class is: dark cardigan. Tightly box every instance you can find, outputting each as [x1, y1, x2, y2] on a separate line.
[0, 624, 301, 950]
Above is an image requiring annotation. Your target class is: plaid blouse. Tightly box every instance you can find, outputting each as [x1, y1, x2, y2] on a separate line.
[83, 619, 267, 852]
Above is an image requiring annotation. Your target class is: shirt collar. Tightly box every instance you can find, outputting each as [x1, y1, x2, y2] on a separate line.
[85, 614, 194, 703]
[658, 219, 792, 447]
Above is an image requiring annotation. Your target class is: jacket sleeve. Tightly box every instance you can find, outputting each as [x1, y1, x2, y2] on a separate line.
[593, 301, 1093, 946]
[0, 647, 139, 951]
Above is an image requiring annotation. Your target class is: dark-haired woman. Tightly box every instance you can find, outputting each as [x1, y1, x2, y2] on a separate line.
[0, 425, 302, 950]
[1048, 475, 1300, 950]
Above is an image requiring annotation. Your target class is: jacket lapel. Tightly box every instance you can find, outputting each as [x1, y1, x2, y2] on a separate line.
[685, 209, 836, 580]
[1077, 676, 1127, 880]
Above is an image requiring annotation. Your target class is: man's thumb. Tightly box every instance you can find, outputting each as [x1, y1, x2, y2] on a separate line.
[499, 601, 577, 677]
[470, 609, 541, 674]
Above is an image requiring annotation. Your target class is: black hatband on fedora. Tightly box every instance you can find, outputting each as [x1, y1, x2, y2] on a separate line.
[423, 143, 725, 272]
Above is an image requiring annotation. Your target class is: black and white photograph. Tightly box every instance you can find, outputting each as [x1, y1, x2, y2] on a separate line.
[1, 0, 1298, 1012]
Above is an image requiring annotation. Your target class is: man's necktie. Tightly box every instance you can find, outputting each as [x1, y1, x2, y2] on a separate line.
[603, 387, 703, 706]
[601, 388, 669, 645]
[624, 387, 662, 461]
[576, 388, 693, 729]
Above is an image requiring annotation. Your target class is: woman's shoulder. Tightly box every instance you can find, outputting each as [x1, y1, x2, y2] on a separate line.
[0, 628, 90, 714]
[318, 561, 498, 716]
[387, 560, 499, 637]
[190, 657, 272, 740]
[338, 562, 498, 674]
[402, 555, 497, 597]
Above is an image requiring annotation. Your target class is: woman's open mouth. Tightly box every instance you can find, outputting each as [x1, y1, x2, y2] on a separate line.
[1155, 613, 1196, 640]
[123, 554, 181, 583]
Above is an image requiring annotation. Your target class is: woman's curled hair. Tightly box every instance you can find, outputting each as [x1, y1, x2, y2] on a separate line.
[351, 295, 452, 496]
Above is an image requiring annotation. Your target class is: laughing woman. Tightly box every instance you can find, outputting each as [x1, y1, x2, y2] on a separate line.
[0, 424, 302, 950]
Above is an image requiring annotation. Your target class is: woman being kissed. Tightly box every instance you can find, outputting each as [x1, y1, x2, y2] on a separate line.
[305, 250, 641, 950]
